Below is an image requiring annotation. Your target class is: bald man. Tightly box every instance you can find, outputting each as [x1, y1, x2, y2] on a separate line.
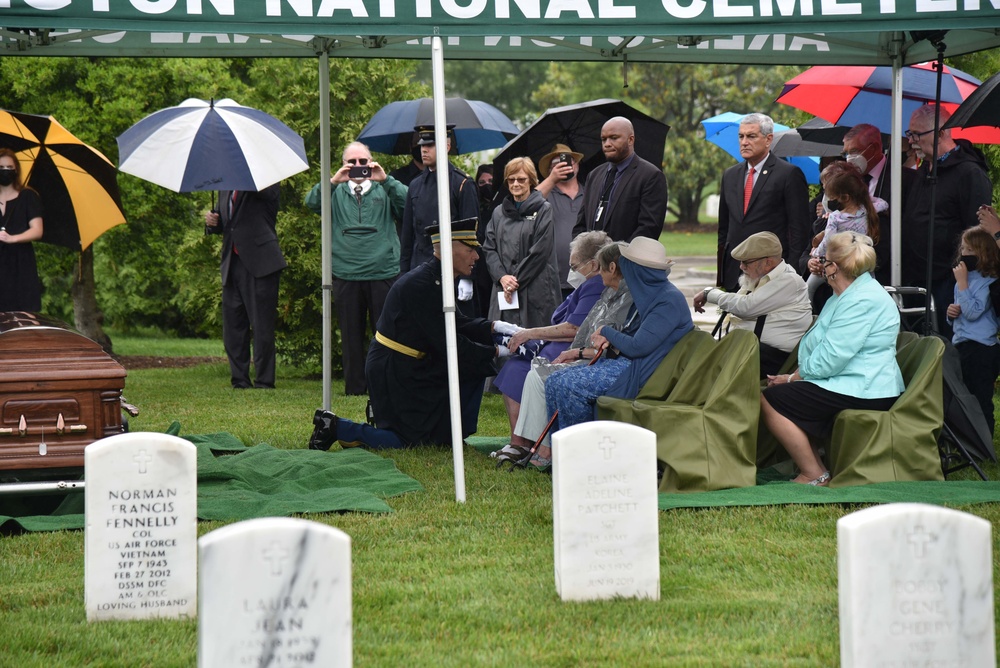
[573, 116, 667, 242]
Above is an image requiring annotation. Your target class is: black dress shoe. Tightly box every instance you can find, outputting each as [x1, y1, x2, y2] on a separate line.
[308, 409, 338, 451]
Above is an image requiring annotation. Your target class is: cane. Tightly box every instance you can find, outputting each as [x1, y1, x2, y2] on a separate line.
[501, 346, 605, 472]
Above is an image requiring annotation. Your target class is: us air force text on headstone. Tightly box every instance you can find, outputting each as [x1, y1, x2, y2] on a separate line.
[85, 433, 197, 622]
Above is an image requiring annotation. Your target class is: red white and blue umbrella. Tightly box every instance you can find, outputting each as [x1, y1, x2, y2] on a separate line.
[116, 98, 308, 192]
[776, 63, 981, 138]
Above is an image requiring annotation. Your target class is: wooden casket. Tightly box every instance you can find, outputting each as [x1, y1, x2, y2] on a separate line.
[0, 312, 126, 475]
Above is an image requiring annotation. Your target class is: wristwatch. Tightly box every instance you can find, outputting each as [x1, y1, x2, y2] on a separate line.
[578, 347, 585, 360]
[702, 286, 714, 297]
[993, 230, 1000, 241]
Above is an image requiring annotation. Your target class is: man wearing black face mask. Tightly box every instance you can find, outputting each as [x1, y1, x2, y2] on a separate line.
[536, 144, 585, 299]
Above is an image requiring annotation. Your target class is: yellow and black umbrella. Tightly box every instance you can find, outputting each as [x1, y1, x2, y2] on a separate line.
[0, 110, 126, 250]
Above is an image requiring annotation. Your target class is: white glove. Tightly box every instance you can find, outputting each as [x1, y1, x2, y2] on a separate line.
[492, 320, 523, 336]
[495, 345, 511, 358]
[457, 278, 474, 301]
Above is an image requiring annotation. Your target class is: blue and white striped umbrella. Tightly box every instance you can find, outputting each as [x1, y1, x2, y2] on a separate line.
[116, 98, 308, 192]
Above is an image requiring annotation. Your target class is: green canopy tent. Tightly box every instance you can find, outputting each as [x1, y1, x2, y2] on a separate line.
[4, 3, 1000, 501]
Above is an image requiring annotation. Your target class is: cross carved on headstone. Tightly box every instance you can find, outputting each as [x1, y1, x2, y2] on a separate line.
[907, 524, 936, 559]
[262, 541, 291, 576]
[133, 449, 153, 474]
[598, 436, 617, 460]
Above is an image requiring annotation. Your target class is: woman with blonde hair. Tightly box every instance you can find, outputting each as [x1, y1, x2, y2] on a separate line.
[482, 156, 561, 327]
[762, 232, 904, 486]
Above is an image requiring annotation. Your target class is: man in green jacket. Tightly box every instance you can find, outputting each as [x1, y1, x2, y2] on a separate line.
[305, 141, 407, 395]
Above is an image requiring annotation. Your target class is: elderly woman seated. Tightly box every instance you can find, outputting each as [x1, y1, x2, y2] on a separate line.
[492, 231, 611, 435]
[760, 231, 903, 486]
[493, 240, 633, 467]
[543, 237, 694, 443]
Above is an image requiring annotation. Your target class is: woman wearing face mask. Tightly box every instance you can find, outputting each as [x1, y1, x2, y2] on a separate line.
[490, 231, 611, 437]
[805, 162, 885, 302]
[493, 240, 634, 468]
[762, 232, 903, 486]
[0, 149, 44, 312]
[946, 227, 1000, 436]
[482, 157, 562, 328]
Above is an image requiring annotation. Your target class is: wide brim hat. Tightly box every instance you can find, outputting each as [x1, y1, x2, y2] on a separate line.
[538, 143, 585, 178]
[619, 237, 672, 271]
[731, 232, 782, 261]
[425, 217, 480, 247]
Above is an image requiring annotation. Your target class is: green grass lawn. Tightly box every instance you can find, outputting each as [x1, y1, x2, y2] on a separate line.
[659, 229, 716, 257]
[1, 341, 998, 667]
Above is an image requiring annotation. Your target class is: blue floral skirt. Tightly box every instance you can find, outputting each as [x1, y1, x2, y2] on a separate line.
[544, 357, 631, 432]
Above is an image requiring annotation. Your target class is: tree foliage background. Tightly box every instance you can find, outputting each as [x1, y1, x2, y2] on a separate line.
[2, 52, 998, 373]
[0, 56, 426, 372]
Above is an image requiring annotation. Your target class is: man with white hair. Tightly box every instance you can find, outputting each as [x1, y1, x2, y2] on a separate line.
[304, 141, 406, 396]
[696, 231, 812, 377]
[902, 103, 992, 336]
[716, 112, 811, 293]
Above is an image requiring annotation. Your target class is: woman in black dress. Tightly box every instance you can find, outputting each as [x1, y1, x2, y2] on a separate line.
[0, 148, 44, 312]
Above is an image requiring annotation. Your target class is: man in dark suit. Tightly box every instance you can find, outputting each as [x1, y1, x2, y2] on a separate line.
[573, 116, 667, 242]
[841, 123, 918, 286]
[717, 113, 811, 292]
[204, 183, 286, 389]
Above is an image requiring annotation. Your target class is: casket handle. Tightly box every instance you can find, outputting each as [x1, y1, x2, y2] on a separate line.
[55, 414, 87, 435]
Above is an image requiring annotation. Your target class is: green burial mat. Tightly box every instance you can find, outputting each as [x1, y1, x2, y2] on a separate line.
[465, 436, 1000, 509]
[657, 479, 1000, 509]
[0, 431, 423, 533]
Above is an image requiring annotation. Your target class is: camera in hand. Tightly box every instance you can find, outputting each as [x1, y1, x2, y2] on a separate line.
[349, 165, 371, 179]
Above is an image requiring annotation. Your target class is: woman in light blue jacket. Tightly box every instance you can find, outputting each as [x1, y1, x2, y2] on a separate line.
[761, 232, 904, 486]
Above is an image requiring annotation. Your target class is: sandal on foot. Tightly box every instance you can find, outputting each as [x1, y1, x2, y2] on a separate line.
[495, 445, 532, 466]
[806, 471, 831, 486]
[490, 444, 522, 459]
[528, 454, 552, 473]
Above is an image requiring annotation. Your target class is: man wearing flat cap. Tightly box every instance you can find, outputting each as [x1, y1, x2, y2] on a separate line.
[695, 231, 812, 377]
[536, 143, 586, 298]
[309, 217, 514, 450]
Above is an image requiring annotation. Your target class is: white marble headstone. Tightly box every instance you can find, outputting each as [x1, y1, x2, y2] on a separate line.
[552, 420, 659, 602]
[838, 503, 995, 667]
[198, 517, 352, 668]
[84, 432, 197, 622]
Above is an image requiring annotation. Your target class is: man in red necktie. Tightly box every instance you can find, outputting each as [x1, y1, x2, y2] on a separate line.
[716, 112, 811, 293]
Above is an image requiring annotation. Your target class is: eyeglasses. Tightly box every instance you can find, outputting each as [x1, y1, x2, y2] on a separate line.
[346, 158, 369, 165]
[904, 129, 935, 141]
[507, 176, 529, 184]
[818, 256, 835, 266]
[738, 257, 766, 266]
[569, 259, 593, 272]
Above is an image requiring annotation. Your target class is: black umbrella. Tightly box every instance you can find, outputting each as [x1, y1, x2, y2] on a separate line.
[357, 98, 519, 155]
[794, 117, 890, 147]
[941, 69, 1000, 138]
[492, 99, 670, 187]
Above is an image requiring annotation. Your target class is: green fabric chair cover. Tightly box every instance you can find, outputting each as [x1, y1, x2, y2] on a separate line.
[896, 330, 920, 350]
[597, 329, 712, 424]
[827, 336, 946, 487]
[598, 329, 760, 493]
